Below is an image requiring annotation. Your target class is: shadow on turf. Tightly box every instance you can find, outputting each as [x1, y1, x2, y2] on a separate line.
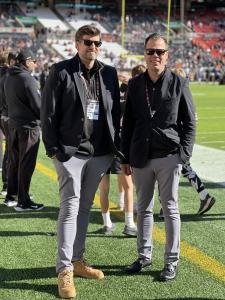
[0, 267, 58, 297]
[154, 213, 225, 222]
[133, 298, 222, 300]
[0, 231, 57, 237]
[179, 181, 225, 189]
[180, 213, 225, 222]
[0, 205, 58, 220]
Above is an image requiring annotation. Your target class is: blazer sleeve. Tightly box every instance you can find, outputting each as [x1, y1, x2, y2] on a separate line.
[178, 78, 196, 163]
[111, 68, 121, 151]
[41, 64, 62, 157]
[120, 80, 135, 164]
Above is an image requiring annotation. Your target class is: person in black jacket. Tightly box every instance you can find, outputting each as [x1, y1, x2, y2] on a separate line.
[121, 33, 196, 281]
[40, 62, 50, 92]
[4, 49, 44, 211]
[41, 25, 121, 299]
[0, 51, 16, 202]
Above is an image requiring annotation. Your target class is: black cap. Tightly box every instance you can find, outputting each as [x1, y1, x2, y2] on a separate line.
[16, 49, 35, 63]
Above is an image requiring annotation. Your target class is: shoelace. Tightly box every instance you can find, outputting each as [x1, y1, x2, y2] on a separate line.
[80, 258, 92, 268]
[59, 271, 72, 287]
[165, 264, 174, 272]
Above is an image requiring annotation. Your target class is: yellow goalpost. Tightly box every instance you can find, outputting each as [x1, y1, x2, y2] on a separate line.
[121, 0, 171, 59]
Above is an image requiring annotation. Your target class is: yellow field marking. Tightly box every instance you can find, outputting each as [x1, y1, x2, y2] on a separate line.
[36, 161, 225, 284]
[36, 162, 57, 181]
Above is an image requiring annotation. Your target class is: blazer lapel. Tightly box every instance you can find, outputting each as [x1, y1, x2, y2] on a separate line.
[98, 72, 108, 112]
[73, 72, 86, 113]
[98, 70, 115, 138]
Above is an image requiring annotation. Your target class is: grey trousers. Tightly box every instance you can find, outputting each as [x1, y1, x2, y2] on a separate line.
[132, 154, 182, 266]
[53, 153, 113, 273]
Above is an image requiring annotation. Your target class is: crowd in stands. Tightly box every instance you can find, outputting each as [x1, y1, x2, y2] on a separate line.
[0, 2, 224, 83]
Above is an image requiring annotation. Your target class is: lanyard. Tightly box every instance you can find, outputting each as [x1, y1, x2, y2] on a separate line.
[145, 83, 156, 118]
[81, 73, 100, 101]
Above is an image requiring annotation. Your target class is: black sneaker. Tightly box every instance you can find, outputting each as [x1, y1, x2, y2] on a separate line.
[159, 263, 177, 281]
[100, 223, 116, 235]
[122, 225, 137, 237]
[197, 195, 216, 215]
[125, 258, 152, 274]
[14, 201, 44, 212]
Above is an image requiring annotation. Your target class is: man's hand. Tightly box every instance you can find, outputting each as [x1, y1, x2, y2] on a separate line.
[121, 164, 132, 176]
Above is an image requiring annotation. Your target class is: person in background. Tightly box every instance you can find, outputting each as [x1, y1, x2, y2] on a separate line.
[0, 51, 16, 201]
[4, 49, 43, 211]
[99, 65, 146, 236]
[121, 33, 196, 281]
[41, 25, 121, 299]
[40, 62, 50, 92]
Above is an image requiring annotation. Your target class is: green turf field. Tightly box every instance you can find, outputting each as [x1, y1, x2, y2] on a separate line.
[191, 84, 225, 150]
[0, 84, 224, 299]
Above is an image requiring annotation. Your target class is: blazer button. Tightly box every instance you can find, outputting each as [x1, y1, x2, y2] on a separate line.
[81, 118, 84, 122]
[77, 134, 82, 139]
[146, 138, 149, 142]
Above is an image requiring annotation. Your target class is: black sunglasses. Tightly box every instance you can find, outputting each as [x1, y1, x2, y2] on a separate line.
[145, 48, 168, 56]
[79, 39, 102, 48]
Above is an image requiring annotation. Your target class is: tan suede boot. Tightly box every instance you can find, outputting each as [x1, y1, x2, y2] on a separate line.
[58, 269, 76, 298]
[73, 258, 104, 279]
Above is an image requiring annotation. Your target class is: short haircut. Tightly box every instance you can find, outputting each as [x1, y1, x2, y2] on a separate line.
[144, 32, 168, 49]
[131, 64, 146, 78]
[75, 25, 101, 41]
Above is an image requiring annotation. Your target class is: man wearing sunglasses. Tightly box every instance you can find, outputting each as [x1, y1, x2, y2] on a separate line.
[121, 33, 196, 281]
[41, 25, 121, 299]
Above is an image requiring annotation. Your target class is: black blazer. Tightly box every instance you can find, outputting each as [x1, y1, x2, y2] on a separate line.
[41, 55, 121, 160]
[121, 69, 196, 168]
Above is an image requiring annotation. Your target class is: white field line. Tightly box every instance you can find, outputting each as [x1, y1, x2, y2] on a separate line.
[199, 116, 225, 119]
[197, 131, 225, 135]
[198, 107, 225, 110]
[200, 141, 225, 144]
[191, 144, 225, 186]
[192, 93, 205, 96]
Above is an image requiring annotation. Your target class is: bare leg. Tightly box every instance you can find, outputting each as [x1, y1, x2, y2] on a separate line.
[118, 174, 133, 213]
[99, 174, 110, 213]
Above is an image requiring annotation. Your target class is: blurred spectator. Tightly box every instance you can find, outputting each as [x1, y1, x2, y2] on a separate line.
[4, 49, 44, 211]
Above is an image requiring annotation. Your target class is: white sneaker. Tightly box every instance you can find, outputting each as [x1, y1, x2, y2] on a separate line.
[0, 190, 7, 196]
[3, 199, 17, 207]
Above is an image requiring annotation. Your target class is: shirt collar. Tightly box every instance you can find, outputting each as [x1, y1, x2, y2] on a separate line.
[145, 67, 167, 85]
[78, 55, 100, 77]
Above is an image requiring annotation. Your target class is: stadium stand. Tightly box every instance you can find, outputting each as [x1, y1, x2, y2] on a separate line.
[0, 0, 224, 83]
[18, 2, 69, 33]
